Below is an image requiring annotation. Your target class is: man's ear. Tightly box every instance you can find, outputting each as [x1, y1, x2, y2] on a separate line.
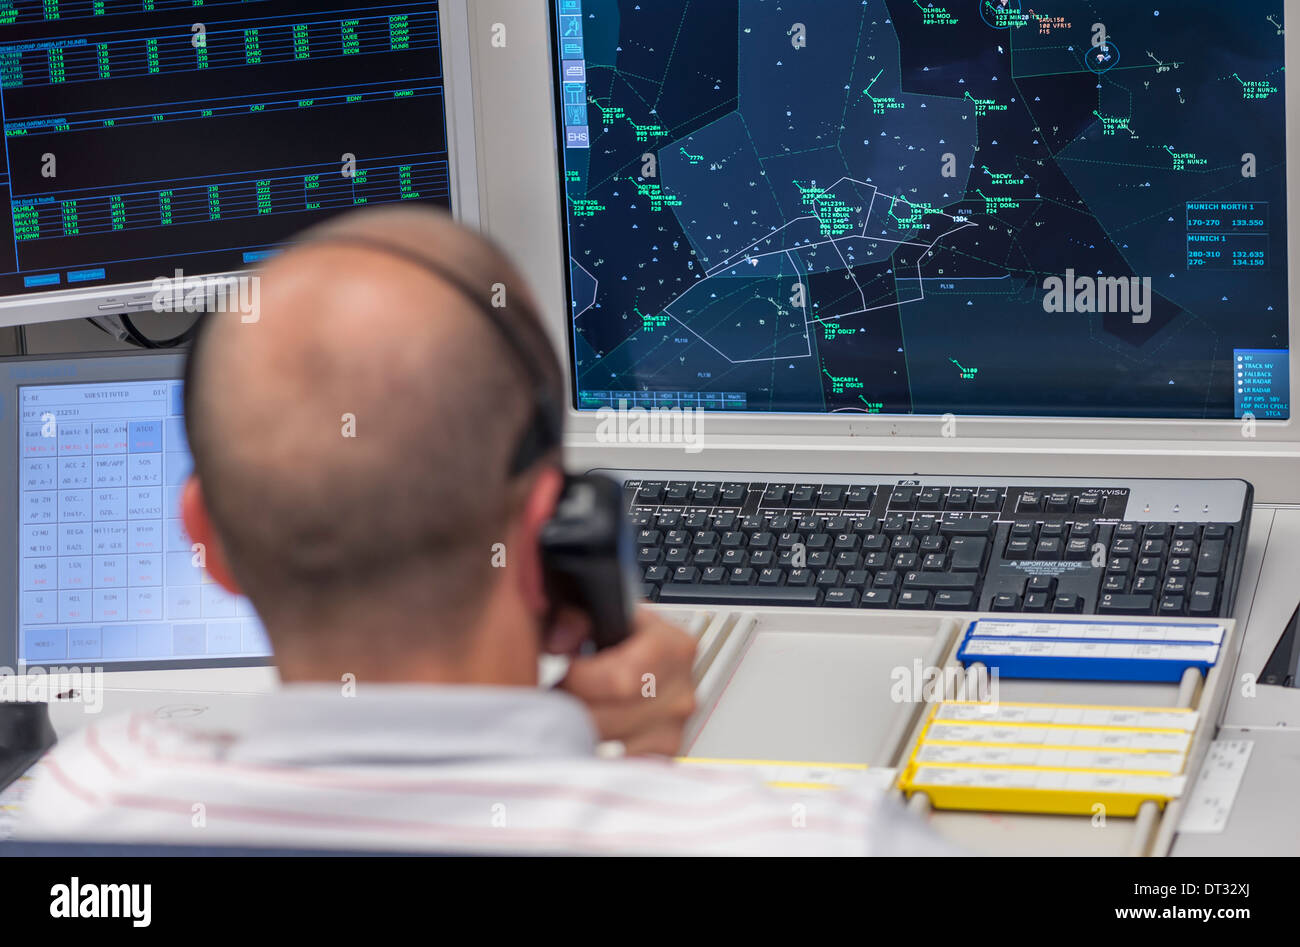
[180, 476, 243, 596]
[512, 466, 566, 615]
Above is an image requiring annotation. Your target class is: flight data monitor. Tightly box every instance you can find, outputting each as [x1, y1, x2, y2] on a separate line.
[17, 375, 269, 667]
[552, 1, 1290, 420]
[0, 0, 454, 301]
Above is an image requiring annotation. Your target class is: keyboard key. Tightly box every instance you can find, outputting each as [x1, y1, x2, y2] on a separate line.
[1005, 538, 1032, 560]
[701, 566, 727, 584]
[991, 593, 1020, 611]
[917, 487, 946, 510]
[1097, 593, 1154, 615]
[1102, 574, 1127, 593]
[1074, 494, 1102, 513]
[974, 488, 1003, 511]
[903, 572, 979, 591]
[911, 515, 939, 536]
[818, 485, 848, 508]
[891, 535, 918, 553]
[882, 514, 910, 535]
[816, 569, 844, 589]
[893, 553, 919, 572]
[656, 584, 822, 607]
[859, 589, 894, 607]
[663, 482, 692, 504]
[806, 533, 833, 552]
[824, 588, 859, 608]
[791, 485, 818, 509]
[1046, 491, 1072, 512]
[1188, 576, 1219, 615]
[1158, 596, 1184, 615]
[1026, 575, 1056, 594]
[693, 548, 720, 566]
[1111, 538, 1137, 557]
[1198, 540, 1225, 575]
[919, 535, 947, 555]
[890, 487, 918, 509]
[946, 489, 974, 511]
[1135, 558, 1161, 579]
[1051, 593, 1084, 613]
[635, 481, 666, 504]
[1035, 538, 1063, 560]
[1023, 592, 1050, 612]
[897, 590, 932, 609]
[693, 482, 720, 504]
[762, 484, 792, 506]
[940, 516, 996, 537]
[846, 486, 875, 509]
[833, 533, 861, 552]
[720, 483, 748, 505]
[934, 591, 974, 610]
[1203, 524, 1231, 541]
[1017, 491, 1043, 513]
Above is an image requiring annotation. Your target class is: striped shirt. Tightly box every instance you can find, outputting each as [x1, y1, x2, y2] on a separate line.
[16, 685, 947, 856]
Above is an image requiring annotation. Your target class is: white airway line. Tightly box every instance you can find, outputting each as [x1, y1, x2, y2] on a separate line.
[659, 218, 979, 361]
[570, 259, 599, 321]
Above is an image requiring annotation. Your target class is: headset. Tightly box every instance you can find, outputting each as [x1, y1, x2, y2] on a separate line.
[182, 225, 637, 650]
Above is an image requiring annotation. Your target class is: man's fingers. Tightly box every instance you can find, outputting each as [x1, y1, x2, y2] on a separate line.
[562, 621, 696, 701]
[620, 720, 695, 758]
[585, 686, 696, 754]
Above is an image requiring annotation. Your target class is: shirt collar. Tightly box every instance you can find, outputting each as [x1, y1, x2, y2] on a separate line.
[215, 684, 599, 767]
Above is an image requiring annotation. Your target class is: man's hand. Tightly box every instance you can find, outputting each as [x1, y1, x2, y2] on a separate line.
[558, 609, 698, 756]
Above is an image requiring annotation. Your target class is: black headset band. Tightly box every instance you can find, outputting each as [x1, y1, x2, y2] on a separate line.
[184, 235, 563, 476]
[297, 235, 563, 474]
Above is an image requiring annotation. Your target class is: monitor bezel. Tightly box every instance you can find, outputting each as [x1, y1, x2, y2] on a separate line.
[543, 0, 1300, 446]
[0, 0, 482, 331]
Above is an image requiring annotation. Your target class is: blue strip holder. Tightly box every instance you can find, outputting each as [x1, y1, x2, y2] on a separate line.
[956, 619, 1221, 682]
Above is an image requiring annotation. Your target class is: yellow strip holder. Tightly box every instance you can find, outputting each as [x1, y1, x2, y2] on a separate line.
[897, 702, 1192, 817]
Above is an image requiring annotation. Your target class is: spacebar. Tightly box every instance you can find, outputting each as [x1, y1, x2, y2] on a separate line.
[655, 584, 823, 607]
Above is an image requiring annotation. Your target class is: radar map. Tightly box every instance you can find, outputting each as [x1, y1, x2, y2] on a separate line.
[553, 0, 1289, 420]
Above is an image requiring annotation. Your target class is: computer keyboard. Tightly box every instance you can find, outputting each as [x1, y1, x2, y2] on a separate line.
[608, 471, 1253, 618]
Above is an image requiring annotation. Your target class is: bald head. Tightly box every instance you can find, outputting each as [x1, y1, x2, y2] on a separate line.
[183, 207, 563, 643]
